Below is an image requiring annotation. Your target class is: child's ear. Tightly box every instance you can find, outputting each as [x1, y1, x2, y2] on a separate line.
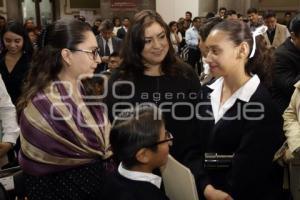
[238, 41, 250, 59]
[135, 148, 150, 164]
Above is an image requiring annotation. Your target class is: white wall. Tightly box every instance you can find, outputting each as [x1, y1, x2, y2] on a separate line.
[156, 0, 199, 24]
[199, 0, 218, 17]
[218, 0, 251, 15]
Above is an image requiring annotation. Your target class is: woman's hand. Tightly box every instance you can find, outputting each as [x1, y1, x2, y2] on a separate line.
[204, 184, 234, 200]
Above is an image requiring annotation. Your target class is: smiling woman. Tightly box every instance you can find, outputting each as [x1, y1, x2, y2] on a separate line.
[104, 10, 201, 163]
[17, 19, 111, 200]
[185, 20, 284, 200]
[0, 21, 33, 105]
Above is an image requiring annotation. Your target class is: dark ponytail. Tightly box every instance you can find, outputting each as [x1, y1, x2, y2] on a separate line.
[246, 35, 274, 87]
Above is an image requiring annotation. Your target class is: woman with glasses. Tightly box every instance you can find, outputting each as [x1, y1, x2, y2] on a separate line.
[17, 19, 112, 200]
[101, 105, 171, 200]
[104, 10, 201, 163]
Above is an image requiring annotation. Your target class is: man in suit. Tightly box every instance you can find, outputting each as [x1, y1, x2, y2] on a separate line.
[96, 19, 122, 73]
[272, 14, 300, 114]
[117, 17, 130, 40]
[273, 14, 300, 200]
[263, 10, 290, 49]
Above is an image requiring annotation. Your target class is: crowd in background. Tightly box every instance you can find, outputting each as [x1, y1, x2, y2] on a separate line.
[0, 6, 299, 200]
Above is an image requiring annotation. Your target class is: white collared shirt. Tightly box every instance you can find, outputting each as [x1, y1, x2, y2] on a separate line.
[185, 26, 200, 47]
[118, 163, 162, 189]
[207, 75, 260, 123]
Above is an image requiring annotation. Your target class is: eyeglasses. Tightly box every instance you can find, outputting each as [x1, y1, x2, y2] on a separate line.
[147, 131, 174, 147]
[70, 48, 100, 60]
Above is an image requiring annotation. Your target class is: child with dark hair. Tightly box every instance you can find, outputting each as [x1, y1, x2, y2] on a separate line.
[185, 20, 284, 200]
[101, 105, 171, 200]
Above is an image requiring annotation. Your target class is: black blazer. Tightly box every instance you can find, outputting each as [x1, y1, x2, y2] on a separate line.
[271, 38, 300, 113]
[185, 83, 284, 200]
[117, 27, 127, 40]
[104, 64, 201, 162]
[96, 35, 122, 56]
[100, 172, 169, 200]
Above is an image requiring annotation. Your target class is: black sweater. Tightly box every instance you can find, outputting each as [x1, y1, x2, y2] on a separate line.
[0, 53, 31, 105]
[104, 64, 201, 162]
[100, 172, 169, 200]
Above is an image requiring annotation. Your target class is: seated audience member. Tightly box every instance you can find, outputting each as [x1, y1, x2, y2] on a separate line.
[185, 20, 284, 200]
[0, 74, 19, 168]
[101, 105, 170, 200]
[262, 10, 290, 48]
[271, 14, 300, 113]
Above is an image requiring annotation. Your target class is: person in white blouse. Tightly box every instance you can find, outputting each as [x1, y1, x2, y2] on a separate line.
[185, 20, 284, 200]
[0, 74, 20, 167]
[168, 21, 182, 54]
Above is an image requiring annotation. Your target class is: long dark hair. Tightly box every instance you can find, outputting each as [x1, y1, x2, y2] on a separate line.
[211, 20, 273, 86]
[119, 9, 190, 79]
[17, 19, 91, 113]
[1, 20, 33, 58]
